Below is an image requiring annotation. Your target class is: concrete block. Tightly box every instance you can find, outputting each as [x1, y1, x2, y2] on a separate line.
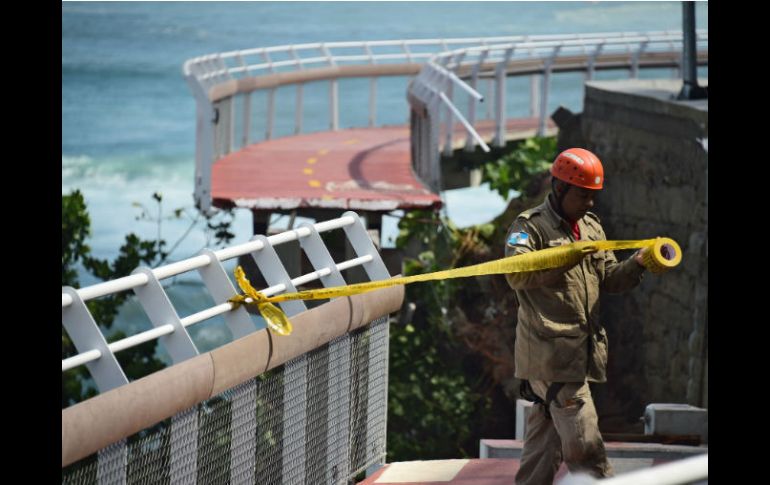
[515, 399, 534, 441]
[643, 403, 708, 443]
[478, 439, 706, 461]
[478, 439, 523, 459]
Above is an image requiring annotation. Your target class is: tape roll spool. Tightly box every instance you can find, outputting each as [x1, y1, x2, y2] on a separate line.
[641, 237, 682, 274]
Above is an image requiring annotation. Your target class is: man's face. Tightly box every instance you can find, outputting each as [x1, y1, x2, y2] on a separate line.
[560, 184, 599, 222]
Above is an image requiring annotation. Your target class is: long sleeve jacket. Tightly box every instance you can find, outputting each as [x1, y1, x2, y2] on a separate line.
[504, 195, 645, 383]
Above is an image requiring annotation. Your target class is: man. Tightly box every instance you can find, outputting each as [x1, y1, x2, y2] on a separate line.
[504, 148, 648, 484]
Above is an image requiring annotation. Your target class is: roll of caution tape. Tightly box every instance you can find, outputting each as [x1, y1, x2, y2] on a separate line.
[229, 237, 680, 335]
[640, 237, 682, 274]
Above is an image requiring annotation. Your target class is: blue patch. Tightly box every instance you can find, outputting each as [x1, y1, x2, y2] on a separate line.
[507, 231, 530, 246]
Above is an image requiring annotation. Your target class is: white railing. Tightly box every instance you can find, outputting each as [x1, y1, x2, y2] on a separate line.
[407, 30, 708, 190]
[62, 211, 391, 394]
[183, 31, 707, 211]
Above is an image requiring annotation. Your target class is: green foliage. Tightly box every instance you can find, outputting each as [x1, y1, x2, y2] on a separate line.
[62, 189, 92, 287]
[387, 210, 492, 461]
[483, 136, 556, 199]
[62, 190, 166, 407]
[61, 189, 235, 408]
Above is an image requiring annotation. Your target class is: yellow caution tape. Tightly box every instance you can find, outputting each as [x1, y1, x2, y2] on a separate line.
[231, 267, 293, 336]
[229, 237, 681, 335]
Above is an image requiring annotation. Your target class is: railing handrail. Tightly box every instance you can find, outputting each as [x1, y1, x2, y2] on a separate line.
[62, 212, 392, 393]
[183, 30, 706, 87]
[61, 215, 355, 308]
[430, 31, 708, 66]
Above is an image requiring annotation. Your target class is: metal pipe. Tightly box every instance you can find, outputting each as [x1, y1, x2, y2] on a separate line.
[62, 350, 102, 372]
[439, 92, 490, 152]
[295, 84, 304, 134]
[677, 1, 707, 100]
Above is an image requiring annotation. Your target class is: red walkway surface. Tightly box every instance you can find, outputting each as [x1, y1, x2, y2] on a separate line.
[213, 126, 437, 212]
[212, 119, 555, 212]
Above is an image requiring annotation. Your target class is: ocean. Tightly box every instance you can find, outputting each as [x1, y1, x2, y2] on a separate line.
[62, 1, 708, 359]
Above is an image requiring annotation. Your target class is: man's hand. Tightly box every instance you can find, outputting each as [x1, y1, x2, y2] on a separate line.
[635, 247, 649, 268]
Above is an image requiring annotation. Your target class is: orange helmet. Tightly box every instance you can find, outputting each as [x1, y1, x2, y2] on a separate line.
[550, 148, 604, 190]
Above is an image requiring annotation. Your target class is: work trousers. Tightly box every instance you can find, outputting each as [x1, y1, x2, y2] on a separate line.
[515, 380, 613, 484]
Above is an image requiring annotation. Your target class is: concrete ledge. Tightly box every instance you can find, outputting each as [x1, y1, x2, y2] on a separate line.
[586, 78, 708, 120]
[480, 439, 707, 461]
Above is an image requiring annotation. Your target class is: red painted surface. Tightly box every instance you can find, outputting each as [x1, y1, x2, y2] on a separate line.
[212, 126, 438, 212]
[211, 118, 554, 212]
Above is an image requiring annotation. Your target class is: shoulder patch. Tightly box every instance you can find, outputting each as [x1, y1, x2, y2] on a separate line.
[507, 231, 530, 246]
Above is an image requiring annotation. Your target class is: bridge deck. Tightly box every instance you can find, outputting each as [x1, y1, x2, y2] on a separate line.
[212, 118, 555, 212]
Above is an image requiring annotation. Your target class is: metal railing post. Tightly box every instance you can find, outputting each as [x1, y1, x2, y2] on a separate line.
[297, 222, 348, 288]
[442, 57, 456, 156]
[586, 42, 604, 81]
[631, 40, 648, 79]
[131, 267, 199, 363]
[529, 74, 540, 118]
[295, 85, 304, 135]
[197, 249, 256, 339]
[365, 43, 377, 128]
[494, 47, 514, 147]
[677, 1, 707, 100]
[290, 46, 305, 134]
[263, 51, 276, 139]
[236, 53, 252, 148]
[486, 78, 493, 120]
[249, 235, 308, 317]
[185, 74, 214, 213]
[465, 50, 488, 151]
[321, 44, 339, 131]
[227, 97, 235, 154]
[538, 46, 561, 137]
[341, 211, 391, 281]
[61, 287, 129, 393]
[267, 90, 276, 140]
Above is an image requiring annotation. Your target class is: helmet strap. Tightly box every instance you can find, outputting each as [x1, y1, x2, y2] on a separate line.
[551, 179, 570, 219]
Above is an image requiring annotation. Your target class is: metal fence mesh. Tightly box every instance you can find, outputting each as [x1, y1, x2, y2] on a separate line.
[62, 316, 389, 485]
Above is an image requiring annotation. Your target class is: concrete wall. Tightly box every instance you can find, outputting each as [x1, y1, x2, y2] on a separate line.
[555, 79, 708, 428]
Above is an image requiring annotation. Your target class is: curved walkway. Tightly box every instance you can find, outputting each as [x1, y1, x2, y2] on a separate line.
[212, 118, 555, 211]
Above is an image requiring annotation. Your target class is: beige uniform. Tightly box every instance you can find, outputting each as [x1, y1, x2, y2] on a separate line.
[504, 195, 645, 483]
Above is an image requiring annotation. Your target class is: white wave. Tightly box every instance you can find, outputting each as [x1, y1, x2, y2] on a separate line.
[62, 153, 195, 190]
[61, 155, 93, 167]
